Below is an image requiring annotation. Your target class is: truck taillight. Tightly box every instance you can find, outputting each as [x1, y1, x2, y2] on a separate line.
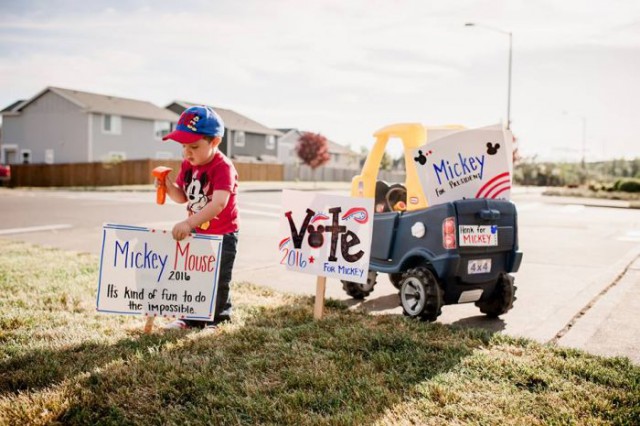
[442, 216, 456, 249]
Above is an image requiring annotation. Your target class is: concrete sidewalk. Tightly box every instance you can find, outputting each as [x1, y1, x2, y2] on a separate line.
[556, 255, 640, 364]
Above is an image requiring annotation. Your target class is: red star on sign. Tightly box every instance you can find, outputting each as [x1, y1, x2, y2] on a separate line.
[308, 256, 315, 264]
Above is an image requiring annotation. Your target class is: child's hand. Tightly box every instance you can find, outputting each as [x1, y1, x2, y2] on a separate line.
[172, 220, 193, 241]
[155, 174, 171, 187]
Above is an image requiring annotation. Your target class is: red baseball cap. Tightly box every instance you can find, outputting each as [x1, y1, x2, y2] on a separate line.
[163, 106, 225, 144]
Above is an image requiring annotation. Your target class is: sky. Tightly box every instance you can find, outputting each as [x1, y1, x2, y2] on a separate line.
[1, 0, 639, 162]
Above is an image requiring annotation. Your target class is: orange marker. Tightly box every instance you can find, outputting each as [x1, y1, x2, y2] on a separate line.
[152, 166, 172, 205]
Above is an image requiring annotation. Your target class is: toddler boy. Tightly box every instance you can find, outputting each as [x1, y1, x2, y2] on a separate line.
[161, 105, 239, 329]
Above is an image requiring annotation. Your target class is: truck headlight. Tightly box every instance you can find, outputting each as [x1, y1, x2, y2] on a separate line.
[411, 222, 426, 238]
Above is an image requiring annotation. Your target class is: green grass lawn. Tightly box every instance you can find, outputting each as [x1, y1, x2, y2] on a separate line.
[1, 240, 638, 425]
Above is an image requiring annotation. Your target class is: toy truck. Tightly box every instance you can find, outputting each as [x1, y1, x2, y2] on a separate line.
[342, 123, 522, 321]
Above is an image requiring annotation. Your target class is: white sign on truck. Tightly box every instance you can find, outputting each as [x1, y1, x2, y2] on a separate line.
[412, 125, 513, 206]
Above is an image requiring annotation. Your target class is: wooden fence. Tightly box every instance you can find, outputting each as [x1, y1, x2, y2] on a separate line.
[8, 159, 285, 187]
[284, 164, 404, 183]
[6, 160, 408, 187]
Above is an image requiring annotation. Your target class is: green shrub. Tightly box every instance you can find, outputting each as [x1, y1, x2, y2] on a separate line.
[613, 179, 622, 191]
[617, 178, 640, 193]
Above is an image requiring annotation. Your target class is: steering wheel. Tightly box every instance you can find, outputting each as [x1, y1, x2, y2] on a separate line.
[385, 185, 407, 212]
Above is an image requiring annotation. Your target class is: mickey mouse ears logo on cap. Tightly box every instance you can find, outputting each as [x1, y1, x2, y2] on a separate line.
[162, 105, 225, 144]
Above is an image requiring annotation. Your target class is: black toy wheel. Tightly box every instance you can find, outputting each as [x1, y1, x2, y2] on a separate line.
[475, 273, 517, 318]
[389, 273, 403, 289]
[342, 271, 377, 299]
[399, 266, 443, 321]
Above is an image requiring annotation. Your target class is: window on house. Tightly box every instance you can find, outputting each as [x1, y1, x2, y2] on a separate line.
[234, 131, 245, 147]
[21, 150, 32, 164]
[154, 121, 171, 140]
[45, 149, 54, 164]
[266, 135, 276, 150]
[102, 114, 122, 135]
[1, 145, 18, 164]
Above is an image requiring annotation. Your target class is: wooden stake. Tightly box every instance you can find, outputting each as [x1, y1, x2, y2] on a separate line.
[143, 316, 155, 334]
[314, 275, 327, 320]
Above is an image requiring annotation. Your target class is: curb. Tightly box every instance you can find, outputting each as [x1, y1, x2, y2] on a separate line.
[550, 244, 640, 345]
[542, 196, 638, 210]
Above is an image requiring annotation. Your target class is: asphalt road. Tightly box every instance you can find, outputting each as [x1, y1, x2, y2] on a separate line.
[1, 185, 639, 361]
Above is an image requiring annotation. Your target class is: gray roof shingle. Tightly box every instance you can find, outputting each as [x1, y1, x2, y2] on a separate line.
[1, 99, 27, 113]
[9, 87, 179, 121]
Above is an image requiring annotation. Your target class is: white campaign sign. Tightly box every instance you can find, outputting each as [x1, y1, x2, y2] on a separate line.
[279, 190, 374, 284]
[413, 125, 513, 206]
[96, 224, 222, 321]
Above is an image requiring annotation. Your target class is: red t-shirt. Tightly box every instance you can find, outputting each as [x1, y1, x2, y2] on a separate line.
[176, 151, 239, 235]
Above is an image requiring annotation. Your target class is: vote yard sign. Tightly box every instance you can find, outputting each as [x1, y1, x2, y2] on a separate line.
[412, 125, 513, 206]
[96, 224, 222, 321]
[279, 190, 374, 284]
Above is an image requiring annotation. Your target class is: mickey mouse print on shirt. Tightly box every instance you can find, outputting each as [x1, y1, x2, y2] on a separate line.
[184, 168, 211, 231]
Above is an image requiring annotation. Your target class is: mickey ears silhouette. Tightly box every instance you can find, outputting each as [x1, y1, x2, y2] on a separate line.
[414, 149, 432, 165]
[487, 142, 501, 155]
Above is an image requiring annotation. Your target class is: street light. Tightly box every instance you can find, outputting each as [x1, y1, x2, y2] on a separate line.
[465, 22, 513, 130]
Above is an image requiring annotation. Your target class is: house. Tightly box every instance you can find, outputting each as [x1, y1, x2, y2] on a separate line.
[0, 87, 181, 164]
[166, 101, 282, 162]
[277, 128, 361, 169]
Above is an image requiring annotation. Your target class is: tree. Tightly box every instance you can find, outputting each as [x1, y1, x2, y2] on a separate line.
[380, 151, 393, 171]
[296, 132, 331, 174]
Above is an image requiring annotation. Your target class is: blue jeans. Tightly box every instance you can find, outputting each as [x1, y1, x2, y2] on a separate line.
[185, 231, 238, 327]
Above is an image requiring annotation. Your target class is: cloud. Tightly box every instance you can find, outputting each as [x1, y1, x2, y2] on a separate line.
[1, 0, 640, 159]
